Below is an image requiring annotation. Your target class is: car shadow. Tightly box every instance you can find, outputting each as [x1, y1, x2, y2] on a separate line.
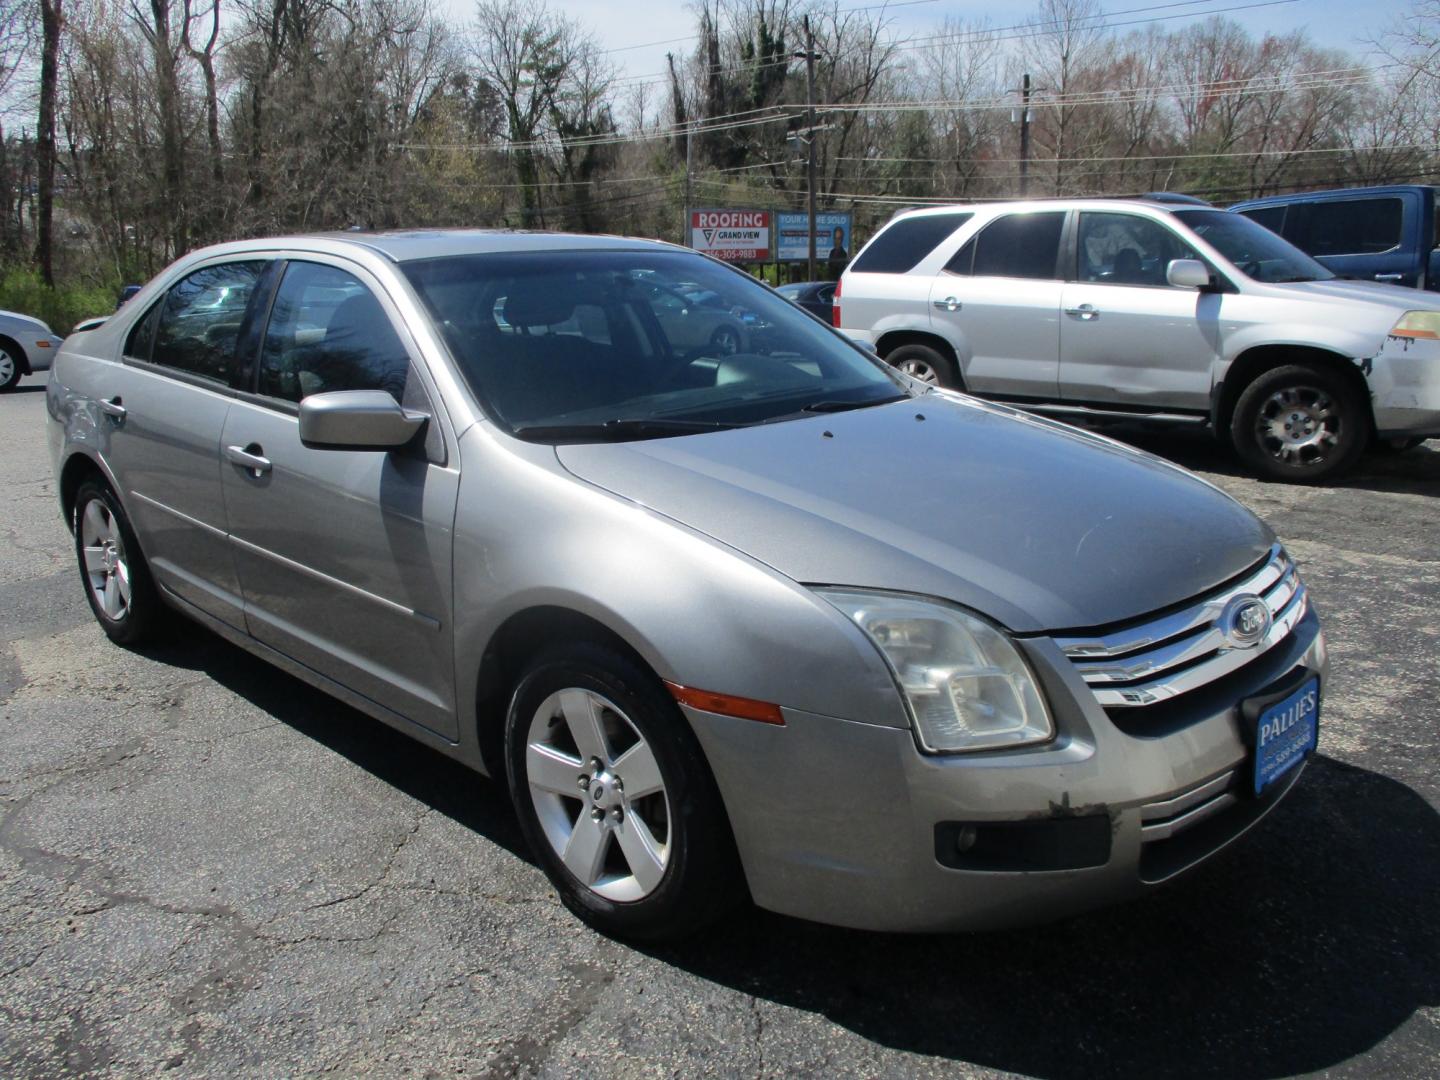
[134, 630, 1437, 1078]
[9, 383, 48, 394]
[1099, 426, 1440, 497]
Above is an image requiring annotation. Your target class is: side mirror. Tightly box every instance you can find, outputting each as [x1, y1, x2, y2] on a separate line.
[1167, 258, 1213, 289]
[298, 390, 428, 451]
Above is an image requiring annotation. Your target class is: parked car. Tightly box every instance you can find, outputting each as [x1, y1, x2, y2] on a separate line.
[0, 309, 62, 392]
[632, 278, 755, 355]
[837, 198, 1440, 481]
[775, 280, 837, 322]
[1231, 185, 1439, 290]
[49, 230, 1325, 939]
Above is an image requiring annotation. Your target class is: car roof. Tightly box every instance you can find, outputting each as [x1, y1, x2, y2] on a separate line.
[183, 229, 681, 264]
[1230, 184, 1439, 209]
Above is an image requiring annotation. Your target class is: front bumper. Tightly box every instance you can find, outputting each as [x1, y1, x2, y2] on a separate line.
[686, 607, 1325, 933]
[1369, 338, 1440, 437]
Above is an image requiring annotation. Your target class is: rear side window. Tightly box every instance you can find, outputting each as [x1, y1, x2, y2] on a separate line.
[1296, 198, 1404, 256]
[1238, 206, 1286, 234]
[149, 261, 267, 382]
[965, 212, 1066, 280]
[850, 213, 973, 273]
[259, 262, 411, 403]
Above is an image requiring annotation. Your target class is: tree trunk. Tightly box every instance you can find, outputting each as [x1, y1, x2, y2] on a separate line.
[34, 0, 62, 286]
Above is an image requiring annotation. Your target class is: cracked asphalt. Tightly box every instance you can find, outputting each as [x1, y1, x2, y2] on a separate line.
[2, 375, 1438, 1078]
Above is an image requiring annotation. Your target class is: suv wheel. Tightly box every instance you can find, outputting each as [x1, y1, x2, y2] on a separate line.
[504, 643, 742, 941]
[1231, 363, 1367, 483]
[73, 480, 167, 645]
[884, 342, 959, 389]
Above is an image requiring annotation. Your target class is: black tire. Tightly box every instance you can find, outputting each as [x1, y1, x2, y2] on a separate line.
[884, 341, 960, 389]
[0, 339, 22, 392]
[1373, 436, 1426, 455]
[1231, 363, 1368, 483]
[73, 480, 167, 646]
[504, 642, 743, 941]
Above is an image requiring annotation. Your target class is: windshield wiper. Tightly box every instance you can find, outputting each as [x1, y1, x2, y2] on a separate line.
[801, 393, 911, 414]
[513, 417, 745, 441]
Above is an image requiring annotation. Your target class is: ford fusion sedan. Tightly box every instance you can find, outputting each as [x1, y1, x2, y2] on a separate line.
[1, 309, 62, 391]
[47, 230, 1325, 939]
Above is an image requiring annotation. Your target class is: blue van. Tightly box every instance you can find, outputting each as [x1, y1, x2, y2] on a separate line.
[1230, 185, 1439, 290]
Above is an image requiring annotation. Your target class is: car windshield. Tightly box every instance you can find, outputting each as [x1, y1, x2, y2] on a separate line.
[1174, 209, 1335, 283]
[402, 249, 910, 440]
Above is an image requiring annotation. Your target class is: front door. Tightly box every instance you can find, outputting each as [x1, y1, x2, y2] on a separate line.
[218, 258, 461, 739]
[1059, 211, 1222, 411]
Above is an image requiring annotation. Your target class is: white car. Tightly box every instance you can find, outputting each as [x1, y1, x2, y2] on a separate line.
[837, 198, 1440, 481]
[0, 309, 63, 392]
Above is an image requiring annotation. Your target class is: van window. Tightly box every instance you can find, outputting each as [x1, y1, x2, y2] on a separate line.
[1238, 206, 1286, 235]
[850, 213, 973, 273]
[968, 213, 1066, 280]
[1296, 198, 1404, 257]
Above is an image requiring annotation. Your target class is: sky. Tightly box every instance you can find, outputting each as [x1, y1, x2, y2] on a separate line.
[441, 0, 1420, 107]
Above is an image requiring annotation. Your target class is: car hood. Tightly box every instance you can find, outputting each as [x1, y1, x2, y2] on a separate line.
[556, 394, 1274, 632]
[0, 309, 52, 334]
[1260, 277, 1429, 314]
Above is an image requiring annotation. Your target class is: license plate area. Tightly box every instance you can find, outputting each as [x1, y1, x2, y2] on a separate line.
[1244, 674, 1320, 796]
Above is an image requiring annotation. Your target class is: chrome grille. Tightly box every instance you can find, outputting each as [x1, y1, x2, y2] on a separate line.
[1056, 545, 1307, 708]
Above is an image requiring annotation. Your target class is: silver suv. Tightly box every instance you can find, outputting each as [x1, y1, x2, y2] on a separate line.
[837, 199, 1440, 481]
[49, 231, 1324, 939]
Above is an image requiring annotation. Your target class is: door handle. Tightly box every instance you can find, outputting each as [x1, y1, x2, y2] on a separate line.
[932, 296, 961, 312]
[226, 443, 272, 476]
[1064, 304, 1100, 320]
[1374, 273, 1404, 282]
[98, 396, 126, 420]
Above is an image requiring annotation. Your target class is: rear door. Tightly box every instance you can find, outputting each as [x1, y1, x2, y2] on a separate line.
[932, 211, 1065, 399]
[218, 257, 462, 739]
[1286, 193, 1420, 286]
[1059, 211, 1221, 411]
[104, 258, 272, 627]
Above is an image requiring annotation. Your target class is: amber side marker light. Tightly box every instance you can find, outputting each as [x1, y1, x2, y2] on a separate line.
[664, 682, 785, 725]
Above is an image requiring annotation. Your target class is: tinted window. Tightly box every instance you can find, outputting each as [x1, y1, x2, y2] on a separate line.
[124, 302, 161, 361]
[850, 213, 973, 273]
[402, 249, 906, 437]
[970, 213, 1065, 280]
[1077, 213, 1200, 286]
[1298, 198, 1404, 256]
[1175, 209, 1333, 283]
[1238, 206, 1286, 234]
[150, 261, 266, 382]
[259, 263, 410, 403]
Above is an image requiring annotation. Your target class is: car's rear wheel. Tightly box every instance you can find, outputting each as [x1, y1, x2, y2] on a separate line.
[504, 642, 741, 941]
[73, 480, 166, 645]
[0, 342, 21, 392]
[1231, 363, 1367, 483]
[884, 342, 959, 389]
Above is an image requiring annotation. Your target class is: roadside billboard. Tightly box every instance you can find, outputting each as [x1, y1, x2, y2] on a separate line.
[777, 211, 853, 265]
[690, 209, 771, 262]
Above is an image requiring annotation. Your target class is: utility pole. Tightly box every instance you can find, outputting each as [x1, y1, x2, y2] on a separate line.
[804, 15, 818, 281]
[1019, 72, 1032, 198]
[683, 119, 694, 248]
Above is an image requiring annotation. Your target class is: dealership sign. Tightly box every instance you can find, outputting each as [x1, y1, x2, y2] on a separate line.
[690, 209, 771, 261]
[777, 211, 853, 263]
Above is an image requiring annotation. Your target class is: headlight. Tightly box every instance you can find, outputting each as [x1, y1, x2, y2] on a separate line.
[1388, 311, 1440, 340]
[818, 589, 1053, 754]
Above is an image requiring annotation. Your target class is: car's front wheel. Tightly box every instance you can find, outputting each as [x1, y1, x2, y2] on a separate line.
[0, 341, 22, 392]
[73, 480, 166, 645]
[1231, 363, 1367, 483]
[504, 643, 741, 941]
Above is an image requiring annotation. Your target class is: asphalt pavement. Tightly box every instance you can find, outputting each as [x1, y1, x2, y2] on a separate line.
[1, 375, 1437, 1078]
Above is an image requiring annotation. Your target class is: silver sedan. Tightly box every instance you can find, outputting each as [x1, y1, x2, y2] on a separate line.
[0, 309, 62, 391]
[46, 231, 1325, 939]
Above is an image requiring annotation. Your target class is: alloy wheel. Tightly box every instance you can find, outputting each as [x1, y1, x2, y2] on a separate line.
[1255, 385, 1341, 467]
[896, 356, 938, 384]
[525, 687, 671, 902]
[79, 498, 132, 621]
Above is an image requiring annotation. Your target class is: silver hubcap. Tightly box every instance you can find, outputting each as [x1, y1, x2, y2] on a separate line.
[1256, 385, 1340, 466]
[0, 349, 14, 383]
[80, 499, 132, 621]
[897, 358, 938, 384]
[525, 688, 671, 902]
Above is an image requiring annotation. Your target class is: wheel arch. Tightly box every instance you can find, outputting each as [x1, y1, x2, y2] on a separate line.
[58, 451, 118, 533]
[874, 330, 965, 389]
[1215, 344, 1373, 439]
[0, 334, 30, 375]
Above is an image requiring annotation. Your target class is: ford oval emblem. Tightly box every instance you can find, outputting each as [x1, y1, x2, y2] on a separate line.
[1222, 595, 1272, 649]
